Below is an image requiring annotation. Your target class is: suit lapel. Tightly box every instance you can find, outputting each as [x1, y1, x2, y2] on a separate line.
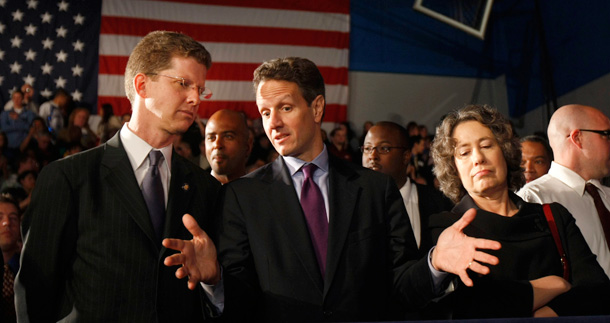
[164, 155, 194, 247]
[101, 134, 158, 249]
[324, 156, 359, 296]
[268, 157, 325, 290]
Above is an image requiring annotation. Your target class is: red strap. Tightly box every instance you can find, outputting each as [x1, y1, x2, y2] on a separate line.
[543, 204, 570, 281]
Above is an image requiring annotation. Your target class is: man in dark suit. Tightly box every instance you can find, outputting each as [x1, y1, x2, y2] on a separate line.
[164, 57, 502, 322]
[362, 121, 454, 255]
[15, 31, 221, 322]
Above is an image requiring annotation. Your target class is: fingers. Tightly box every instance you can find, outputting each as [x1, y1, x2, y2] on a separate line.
[453, 208, 477, 232]
[182, 213, 208, 239]
[162, 237, 186, 252]
[473, 249, 499, 266]
[164, 252, 186, 267]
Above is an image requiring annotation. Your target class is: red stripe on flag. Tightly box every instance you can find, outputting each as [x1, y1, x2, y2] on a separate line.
[99, 55, 129, 75]
[98, 97, 347, 123]
[148, 0, 350, 14]
[100, 17, 349, 48]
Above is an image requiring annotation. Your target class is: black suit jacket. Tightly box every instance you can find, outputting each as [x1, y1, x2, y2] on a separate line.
[15, 134, 221, 322]
[414, 183, 454, 254]
[217, 155, 436, 322]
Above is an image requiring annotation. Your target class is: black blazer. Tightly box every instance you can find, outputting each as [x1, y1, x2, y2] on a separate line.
[427, 193, 610, 318]
[15, 133, 221, 322]
[217, 155, 436, 322]
[414, 183, 454, 254]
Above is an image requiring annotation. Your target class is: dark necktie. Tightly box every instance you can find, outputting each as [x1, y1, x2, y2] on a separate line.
[585, 183, 610, 250]
[300, 163, 328, 276]
[2, 264, 15, 321]
[142, 150, 165, 241]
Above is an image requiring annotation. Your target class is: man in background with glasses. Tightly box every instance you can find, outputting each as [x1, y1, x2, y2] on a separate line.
[518, 104, 610, 279]
[16, 31, 222, 322]
[362, 121, 453, 257]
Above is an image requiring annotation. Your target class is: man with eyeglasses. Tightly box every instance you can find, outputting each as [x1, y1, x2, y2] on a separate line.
[518, 104, 610, 279]
[362, 121, 453, 256]
[16, 31, 222, 321]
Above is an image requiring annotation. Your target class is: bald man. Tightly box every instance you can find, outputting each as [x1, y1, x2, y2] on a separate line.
[362, 121, 453, 255]
[518, 104, 610, 278]
[205, 109, 253, 184]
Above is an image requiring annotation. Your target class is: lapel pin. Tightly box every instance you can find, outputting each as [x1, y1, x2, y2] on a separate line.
[182, 183, 190, 191]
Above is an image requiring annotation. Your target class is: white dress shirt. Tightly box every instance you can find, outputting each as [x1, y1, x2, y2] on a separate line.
[399, 178, 421, 248]
[120, 124, 172, 206]
[517, 161, 610, 278]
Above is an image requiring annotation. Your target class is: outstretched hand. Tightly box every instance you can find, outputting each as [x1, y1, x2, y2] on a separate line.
[163, 214, 221, 290]
[431, 208, 501, 286]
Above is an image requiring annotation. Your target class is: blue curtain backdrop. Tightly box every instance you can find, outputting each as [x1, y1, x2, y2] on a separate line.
[350, 0, 610, 118]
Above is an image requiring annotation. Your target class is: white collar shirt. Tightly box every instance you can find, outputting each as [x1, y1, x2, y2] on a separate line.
[517, 161, 610, 277]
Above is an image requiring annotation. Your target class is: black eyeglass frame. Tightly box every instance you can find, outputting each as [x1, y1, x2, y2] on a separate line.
[579, 129, 610, 138]
[360, 146, 407, 155]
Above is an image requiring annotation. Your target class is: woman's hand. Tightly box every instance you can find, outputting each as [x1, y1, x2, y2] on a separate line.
[531, 275, 571, 313]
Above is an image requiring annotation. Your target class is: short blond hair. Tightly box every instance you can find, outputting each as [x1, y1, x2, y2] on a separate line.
[124, 31, 211, 103]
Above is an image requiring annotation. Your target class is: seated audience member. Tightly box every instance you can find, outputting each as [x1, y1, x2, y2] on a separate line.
[362, 121, 453, 255]
[39, 89, 71, 135]
[17, 170, 37, 211]
[0, 195, 22, 322]
[428, 104, 610, 318]
[19, 117, 47, 153]
[520, 135, 552, 183]
[406, 121, 420, 136]
[204, 109, 253, 184]
[409, 135, 430, 185]
[97, 103, 122, 143]
[358, 120, 374, 147]
[4, 84, 39, 115]
[32, 132, 60, 168]
[0, 91, 36, 154]
[327, 126, 354, 162]
[58, 108, 99, 150]
[518, 104, 610, 279]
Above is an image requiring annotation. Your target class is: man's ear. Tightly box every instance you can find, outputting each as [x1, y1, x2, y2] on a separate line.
[134, 73, 148, 99]
[311, 95, 325, 123]
[568, 129, 583, 149]
[403, 149, 411, 166]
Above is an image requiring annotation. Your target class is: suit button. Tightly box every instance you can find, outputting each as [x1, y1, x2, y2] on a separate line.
[323, 310, 333, 317]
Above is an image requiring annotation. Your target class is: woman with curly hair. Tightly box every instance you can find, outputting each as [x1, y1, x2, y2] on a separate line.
[427, 104, 610, 318]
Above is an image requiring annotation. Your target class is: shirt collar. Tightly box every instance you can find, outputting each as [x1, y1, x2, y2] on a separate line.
[548, 161, 590, 196]
[283, 145, 329, 176]
[120, 124, 173, 172]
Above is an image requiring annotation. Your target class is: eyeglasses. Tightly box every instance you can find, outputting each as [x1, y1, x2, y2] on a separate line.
[579, 129, 610, 139]
[360, 146, 406, 155]
[147, 73, 212, 100]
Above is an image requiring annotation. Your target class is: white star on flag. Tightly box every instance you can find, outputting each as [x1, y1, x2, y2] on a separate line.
[54, 76, 67, 88]
[56, 25, 67, 37]
[10, 61, 22, 74]
[24, 49, 37, 61]
[12, 9, 24, 21]
[25, 23, 38, 36]
[72, 40, 84, 52]
[41, 62, 53, 75]
[41, 11, 52, 23]
[41, 37, 53, 49]
[23, 74, 36, 86]
[72, 64, 83, 77]
[56, 50, 68, 62]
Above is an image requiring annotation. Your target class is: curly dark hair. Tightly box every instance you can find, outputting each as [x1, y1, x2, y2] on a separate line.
[431, 104, 525, 203]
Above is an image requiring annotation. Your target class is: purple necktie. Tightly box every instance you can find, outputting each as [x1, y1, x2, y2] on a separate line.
[585, 183, 610, 251]
[142, 150, 165, 241]
[300, 163, 328, 276]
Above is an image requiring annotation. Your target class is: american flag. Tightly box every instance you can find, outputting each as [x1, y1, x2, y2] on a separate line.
[1, 0, 350, 122]
[0, 0, 101, 110]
